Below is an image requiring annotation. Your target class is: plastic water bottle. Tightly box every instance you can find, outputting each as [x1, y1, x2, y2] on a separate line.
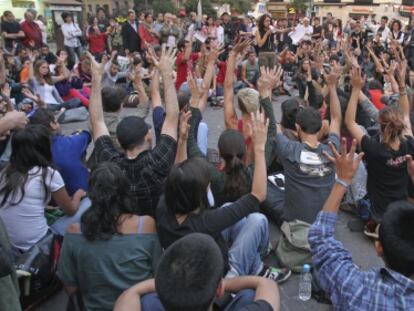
[298, 264, 312, 301]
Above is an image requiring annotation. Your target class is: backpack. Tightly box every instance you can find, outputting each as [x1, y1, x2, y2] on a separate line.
[275, 220, 312, 273]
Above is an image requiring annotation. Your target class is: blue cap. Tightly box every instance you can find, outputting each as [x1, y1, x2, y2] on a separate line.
[303, 264, 311, 272]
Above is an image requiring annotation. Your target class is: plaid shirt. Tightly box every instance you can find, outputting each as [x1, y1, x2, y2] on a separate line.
[309, 212, 414, 311]
[94, 134, 177, 216]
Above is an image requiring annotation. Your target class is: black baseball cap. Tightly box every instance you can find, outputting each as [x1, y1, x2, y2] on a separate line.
[116, 116, 151, 150]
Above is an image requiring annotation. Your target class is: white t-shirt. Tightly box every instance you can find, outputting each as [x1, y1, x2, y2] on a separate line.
[61, 22, 82, 47]
[0, 167, 64, 251]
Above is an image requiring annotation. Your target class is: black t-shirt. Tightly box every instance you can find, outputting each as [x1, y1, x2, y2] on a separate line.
[156, 193, 260, 274]
[1, 21, 22, 49]
[323, 22, 334, 41]
[239, 300, 273, 311]
[361, 135, 414, 219]
[313, 25, 322, 39]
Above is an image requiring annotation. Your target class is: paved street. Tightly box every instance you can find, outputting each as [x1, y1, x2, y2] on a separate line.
[35, 96, 382, 311]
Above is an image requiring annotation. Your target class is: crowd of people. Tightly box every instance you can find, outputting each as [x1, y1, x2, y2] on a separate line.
[0, 5, 414, 311]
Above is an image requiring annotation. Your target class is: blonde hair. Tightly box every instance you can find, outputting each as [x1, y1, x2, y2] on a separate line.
[378, 107, 406, 146]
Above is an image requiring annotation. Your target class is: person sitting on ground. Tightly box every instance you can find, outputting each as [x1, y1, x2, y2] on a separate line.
[114, 233, 281, 311]
[30, 108, 91, 196]
[309, 137, 414, 310]
[157, 111, 291, 282]
[102, 51, 130, 88]
[273, 65, 342, 224]
[57, 162, 162, 311]
[240, 50, 259, 89]
[344, 60, 414, 237]
[88, 45, 179, 216]
[0, 125, 85, 252]
[29, 57, 82, 111]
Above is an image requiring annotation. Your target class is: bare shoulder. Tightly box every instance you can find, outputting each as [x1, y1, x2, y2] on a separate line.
[66, 223, 81, 234]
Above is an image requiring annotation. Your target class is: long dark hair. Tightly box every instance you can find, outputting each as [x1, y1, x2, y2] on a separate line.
[258, 14, 271, 33]
[81, 162, 135, 241]
[0, 125, 53, 207]
[218, 130, 249, 202]
[164, 157, 210, 215]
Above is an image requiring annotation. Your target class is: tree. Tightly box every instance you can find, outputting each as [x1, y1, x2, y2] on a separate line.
[134, 0, 177, 15]
[290, 0, 307, 13]
[183, 0, 217, 18]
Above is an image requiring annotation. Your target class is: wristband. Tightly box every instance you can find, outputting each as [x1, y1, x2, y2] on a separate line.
[335, 178, 350, 189]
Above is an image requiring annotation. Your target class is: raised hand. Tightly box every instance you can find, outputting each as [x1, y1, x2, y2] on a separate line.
[86, 52, 105, 81]
[324, 64, 342, 86]
[178, 110, 192, 141]
[154, 44, 177, 73]
[231, 39, 253, 55]
[257, 66, 283, 97]
[188, 71, 208, 107]
[351, 66, 364, 90]
[207, 43, 224, 63]
[250, 111, 269, 152]
[323, 138, 364, 184]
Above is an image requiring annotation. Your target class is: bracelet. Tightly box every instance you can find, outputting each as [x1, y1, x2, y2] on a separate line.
[335, 178, 350, 189]
[400, 92, 407, 96]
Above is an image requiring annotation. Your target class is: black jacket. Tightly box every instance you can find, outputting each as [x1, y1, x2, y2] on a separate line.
[121, 21, 141, 53]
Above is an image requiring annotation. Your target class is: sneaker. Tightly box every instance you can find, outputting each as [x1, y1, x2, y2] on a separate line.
[261, 266, 292, 283]
[363, 220, 379, 239]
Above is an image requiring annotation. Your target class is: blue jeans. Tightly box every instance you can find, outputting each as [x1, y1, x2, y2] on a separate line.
[65, 45, 83, 69]
[221, 208, 269, 278]
[50, 197, 91, 235]
[197, 121, 208, 156]
[141, 289, 255, 311]
[47, 98, 82, 112]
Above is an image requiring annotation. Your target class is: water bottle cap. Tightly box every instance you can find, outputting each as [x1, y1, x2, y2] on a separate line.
[303, 264, 311, 272]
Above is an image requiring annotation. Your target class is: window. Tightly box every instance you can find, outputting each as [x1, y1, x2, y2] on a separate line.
[88, 4, 92, 12]
[402, 0, 413, 5]
[324, 0, 341, 3]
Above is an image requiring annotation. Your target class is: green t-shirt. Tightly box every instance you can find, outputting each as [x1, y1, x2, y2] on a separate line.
[57, 232, 162, 311]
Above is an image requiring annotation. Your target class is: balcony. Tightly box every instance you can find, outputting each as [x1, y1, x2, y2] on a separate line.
[323, 0, 341, 3]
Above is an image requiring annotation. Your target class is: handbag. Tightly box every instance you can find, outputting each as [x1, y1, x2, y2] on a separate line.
[15, 231, 55, 278]
[275, 220, 312, 273]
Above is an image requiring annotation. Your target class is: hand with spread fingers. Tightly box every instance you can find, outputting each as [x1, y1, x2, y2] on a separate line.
[188, 71, 208, 108]
[350, 66, 364, 90]
[323, 138, 364, 184]
[250, 111, 269, 152]
[86, 52, 105, 81]
[154, 44, 177, 73]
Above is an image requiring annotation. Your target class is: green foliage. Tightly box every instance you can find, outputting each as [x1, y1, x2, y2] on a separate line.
[184, 0, 217, 18]
[290, 0, 308, 12]
[134, 0, 178, 15]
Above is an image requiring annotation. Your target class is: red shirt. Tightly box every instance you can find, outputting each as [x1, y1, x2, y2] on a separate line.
[88, 33, 107, 54]
[21, 21, 42, 49]
[216, 61, 227, 85]
[368, 89, 385, 110]
[175, 52, 199, 90]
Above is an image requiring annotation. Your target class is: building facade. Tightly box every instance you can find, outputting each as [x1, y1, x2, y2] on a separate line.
[0, 0, 44, 20]
[266, 0, 413, 24]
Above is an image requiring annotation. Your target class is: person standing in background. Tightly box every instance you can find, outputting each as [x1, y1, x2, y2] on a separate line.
[61, 12, 83, 69]
[1, 11, 25, 52]
[122, 9, 141, 55]
[20, 10, 42, 49]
